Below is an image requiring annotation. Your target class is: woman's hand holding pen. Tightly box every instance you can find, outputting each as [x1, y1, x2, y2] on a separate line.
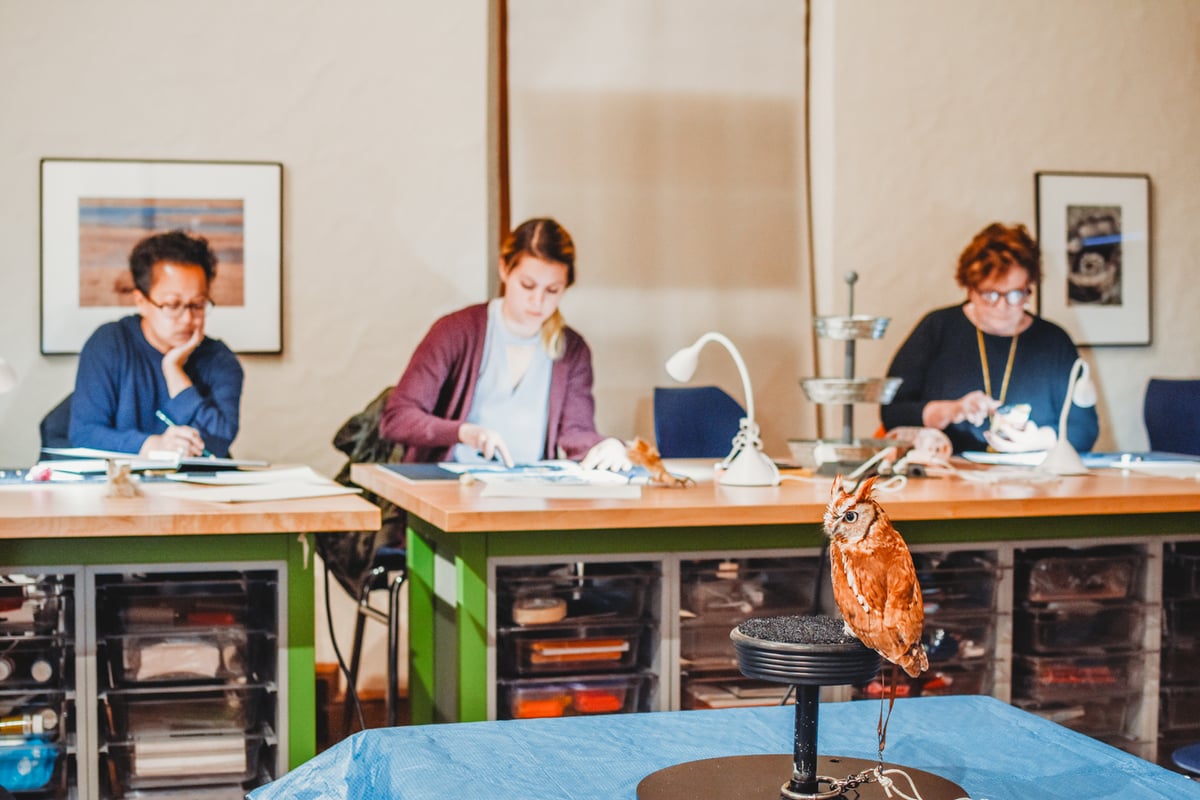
[459, 423, 514, 468]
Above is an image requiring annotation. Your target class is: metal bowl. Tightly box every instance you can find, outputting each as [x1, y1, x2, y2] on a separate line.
[799, 377, 902, 405]
[813, 315, 890, 340]
[786, 438, 912, 468]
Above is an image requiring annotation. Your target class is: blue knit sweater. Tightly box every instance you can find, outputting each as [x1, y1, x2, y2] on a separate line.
[69, 315, 244, 456]
[882, 305, 1099, 454]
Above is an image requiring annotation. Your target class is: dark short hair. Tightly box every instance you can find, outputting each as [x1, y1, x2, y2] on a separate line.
[954, 222, 1040, 290]
[500, 218, 576, 286]
[129, 230, 217, 295]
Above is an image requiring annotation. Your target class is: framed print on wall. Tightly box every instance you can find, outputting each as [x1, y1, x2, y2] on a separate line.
[1035, 171, 1151, 346]
[40, 158, 283, 354]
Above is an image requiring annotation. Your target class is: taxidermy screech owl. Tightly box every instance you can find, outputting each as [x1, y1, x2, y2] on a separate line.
[824, 474, 928, 678]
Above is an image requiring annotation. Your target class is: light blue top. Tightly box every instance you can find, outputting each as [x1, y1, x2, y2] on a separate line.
[451, 299, 551, 464]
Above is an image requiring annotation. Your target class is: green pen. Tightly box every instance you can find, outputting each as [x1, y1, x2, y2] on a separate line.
[155, 409, 212, 457]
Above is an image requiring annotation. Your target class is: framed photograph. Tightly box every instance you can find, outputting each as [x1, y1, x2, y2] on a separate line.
[40, 157, 283, 354]
[1035, 171, 1151, 346]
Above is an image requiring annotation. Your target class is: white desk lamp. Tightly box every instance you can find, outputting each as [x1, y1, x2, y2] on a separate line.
[0, 357, 16, 395]
[1039, 358, 1095, 476]
[666, 332, 780, 487]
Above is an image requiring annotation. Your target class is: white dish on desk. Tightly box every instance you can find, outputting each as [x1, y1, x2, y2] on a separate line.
[961, 451, 1047, 467]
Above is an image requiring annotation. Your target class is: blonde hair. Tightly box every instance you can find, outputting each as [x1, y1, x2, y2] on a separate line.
[499, 218, 576, 360]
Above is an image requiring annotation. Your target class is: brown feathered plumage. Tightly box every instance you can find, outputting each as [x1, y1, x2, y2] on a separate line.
[824, 474, 928, 678]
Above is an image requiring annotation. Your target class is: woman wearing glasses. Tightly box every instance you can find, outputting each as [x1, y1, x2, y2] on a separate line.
[69, 230, 243, 457]
[882, 222, 1098, 454]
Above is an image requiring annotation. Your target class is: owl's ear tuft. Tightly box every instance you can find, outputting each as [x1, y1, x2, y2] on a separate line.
[830, 474, 845, 498]
[855, 475, 878, 502]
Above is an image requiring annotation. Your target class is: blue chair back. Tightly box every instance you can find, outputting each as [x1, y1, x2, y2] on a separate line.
[1144, 378, 1200, 456]
[653, 386, 746, 458]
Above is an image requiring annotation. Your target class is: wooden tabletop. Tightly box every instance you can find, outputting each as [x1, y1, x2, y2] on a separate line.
[0, 480, 381, 539]
[351, 461, 1200, 533]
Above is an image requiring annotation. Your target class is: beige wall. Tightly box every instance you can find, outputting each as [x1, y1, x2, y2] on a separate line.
[811, 0, 1200, 449]
[1, 0, 1197, 692]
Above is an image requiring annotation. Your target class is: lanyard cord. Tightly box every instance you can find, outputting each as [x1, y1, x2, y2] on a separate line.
[977, 327, 1019, 406]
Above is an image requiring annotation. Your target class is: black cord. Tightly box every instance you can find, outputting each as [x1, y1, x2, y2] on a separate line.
[323, 563, 366, 733]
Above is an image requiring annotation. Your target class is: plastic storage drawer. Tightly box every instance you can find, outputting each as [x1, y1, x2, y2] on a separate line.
[916, 552, 1000, 612]
[103, 686, 269, 739]
[1159, 685, 1200, 732]
[101, 627, 273, 688]
[1015, 653, 1142, 701]
[0, 740, 64, 792]
[1018, 549, 1141, 602]
[0, 634, 71, 688]
[923, 610, 996, 663]
[498, 672, 655, 719]
[1164, 598, 1200, 639]
[1165, 547, 1200, 598]
[103, 733, 266, 791]
[680, 559, 818, 625]
[1161, 639, 1200, 683]
[1016, 698, 1135, 737]
[496, 564, 656, 627]
[1015, 601, 1145, 653]
[0, 578, 70, 636]
[500, 622, 648, 675]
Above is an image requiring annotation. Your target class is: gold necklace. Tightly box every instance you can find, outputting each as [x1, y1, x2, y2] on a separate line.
[977, 327, 1018, 407]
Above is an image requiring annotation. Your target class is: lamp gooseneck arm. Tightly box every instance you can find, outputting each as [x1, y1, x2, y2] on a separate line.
[693, 332, 756, 423]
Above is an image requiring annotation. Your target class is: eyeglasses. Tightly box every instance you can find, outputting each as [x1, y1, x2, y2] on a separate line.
[976, 288, 1031, 307]
[145, 297, 214, 319]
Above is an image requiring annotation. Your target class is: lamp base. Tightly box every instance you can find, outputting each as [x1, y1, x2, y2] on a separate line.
[1038, 438, 1088, 475]
[719, 445, 780, 487]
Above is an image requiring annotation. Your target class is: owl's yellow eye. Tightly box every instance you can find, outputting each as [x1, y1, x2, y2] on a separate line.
[843, 510, 857, 522]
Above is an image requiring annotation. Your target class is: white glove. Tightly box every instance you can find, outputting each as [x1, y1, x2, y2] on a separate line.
[580, 437, 632, 472]
[983, 422, 1056, 453]
[459, 423, 514, 468]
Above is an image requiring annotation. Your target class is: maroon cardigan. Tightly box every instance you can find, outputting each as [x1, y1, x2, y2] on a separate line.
[380, 303, 605, 463]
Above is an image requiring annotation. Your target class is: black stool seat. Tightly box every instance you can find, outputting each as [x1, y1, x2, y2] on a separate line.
[342, 545, 407, 731]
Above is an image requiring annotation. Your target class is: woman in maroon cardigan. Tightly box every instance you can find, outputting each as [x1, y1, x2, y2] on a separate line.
[380, 218, 629, 471]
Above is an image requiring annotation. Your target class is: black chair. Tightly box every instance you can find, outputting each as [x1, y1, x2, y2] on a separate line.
[319, 387, 408, 730]
[652, 385, 745, 458]
[1143, 378, 1200, 456]
[40, 393, 73, 451]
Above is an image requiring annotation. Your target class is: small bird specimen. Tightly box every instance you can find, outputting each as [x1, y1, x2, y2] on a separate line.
[824, 474, 927, 677]
[824, 474, 928, 762]
[626, 437, 694, 487]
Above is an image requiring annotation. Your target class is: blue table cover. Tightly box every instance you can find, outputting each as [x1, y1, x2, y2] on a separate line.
[251, 695, 1200, 799]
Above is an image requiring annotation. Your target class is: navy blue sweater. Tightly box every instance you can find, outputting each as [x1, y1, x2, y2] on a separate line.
[69, 315, 243, 456]
[881, 305, 1099, 454]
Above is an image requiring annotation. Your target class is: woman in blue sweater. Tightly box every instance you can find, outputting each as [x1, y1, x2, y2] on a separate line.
[69, 230, 243, 457]
[882, 222, 1098, 455]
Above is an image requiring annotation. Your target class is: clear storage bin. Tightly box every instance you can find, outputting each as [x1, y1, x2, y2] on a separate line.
[498, 672, 654, 719]
[923, 610, 996, 663]
[1160, 639, 1200, 683]
[1016, 698, 1135, 737]
[1015, 601, 1145, 653]
[915, 551, 1000, 612]
[1018, 548, 1141, 602]
[103, 733, 266, 791]
[852, 661, 993, 700]
[101, 628, 273, 687]
[1165, 544, 1200, 599]
[1159, 685, 1200, 732]
[1015, 653, 1143, 702]
[680, 558, 819, 625]
[1164, 598, 1200, 639]
[0, 576, 70, 636]
[96, 573, 277, 634]
[0, 635, 71, 689]
[499, 622, 648, 675]
[496, 563, 656, 627]
[102, 686, 269, 739]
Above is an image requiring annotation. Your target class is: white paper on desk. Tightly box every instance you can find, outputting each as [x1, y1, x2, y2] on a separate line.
[479, 479, 642, 500]
[160, 480, 361, 503]
[165, 466, 323, 485]
[1126, 462, 1200, 480]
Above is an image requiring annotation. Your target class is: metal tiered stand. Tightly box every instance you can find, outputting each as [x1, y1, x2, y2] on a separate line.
[790, 272, 903, 474]
[637, 615, 968, 800]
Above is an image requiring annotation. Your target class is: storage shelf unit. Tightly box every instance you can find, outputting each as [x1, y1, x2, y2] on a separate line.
[0, 563, 286, 799]
[481, 537, 1197, 765]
